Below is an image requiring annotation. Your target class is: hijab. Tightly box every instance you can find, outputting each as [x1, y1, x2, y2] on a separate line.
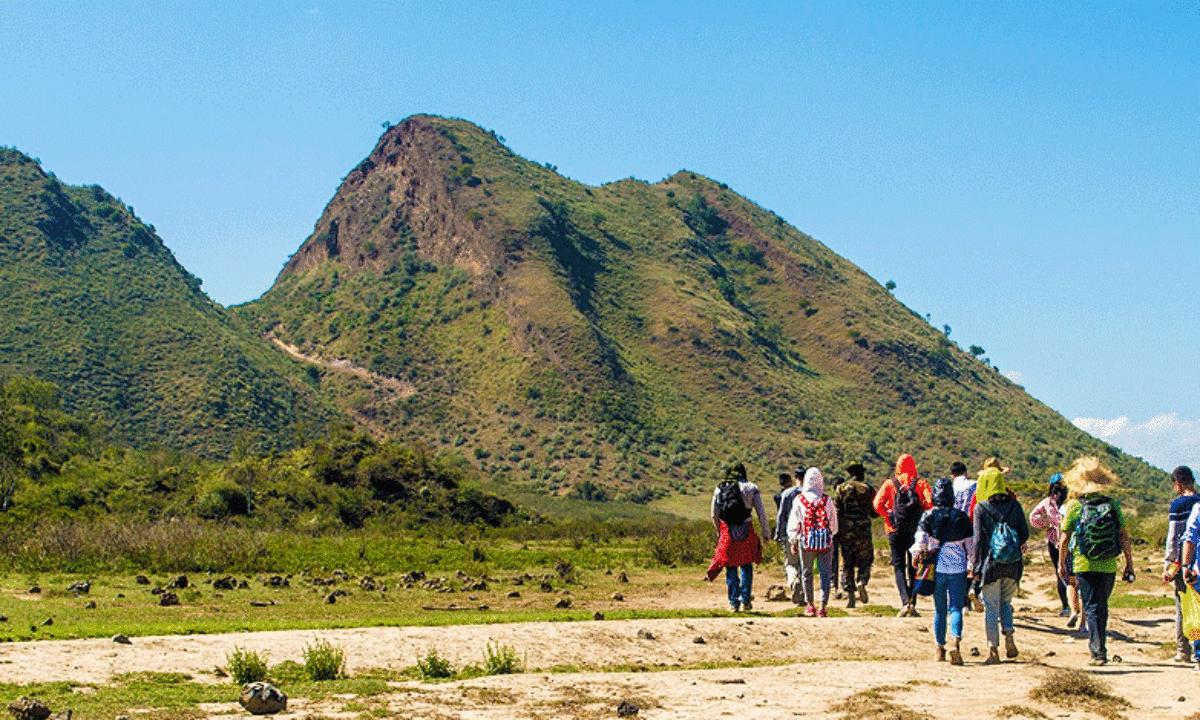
[976, 467, 1008, 501]
[802, 467, 825, 501]
[921, 476, 972, 543]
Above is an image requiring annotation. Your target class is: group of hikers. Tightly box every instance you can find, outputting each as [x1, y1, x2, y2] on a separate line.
[706, 453, 1200, 669]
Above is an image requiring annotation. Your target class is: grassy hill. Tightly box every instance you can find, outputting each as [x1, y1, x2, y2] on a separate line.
[237, 115, 1167, 506]
[0, 148, 336, 456]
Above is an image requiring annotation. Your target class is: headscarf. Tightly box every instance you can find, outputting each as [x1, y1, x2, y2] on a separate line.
[921, 476, 972, 542]
[976, 467, 1008, 501]
[725, 463, 747, 482]
[802, 467, 825, 499]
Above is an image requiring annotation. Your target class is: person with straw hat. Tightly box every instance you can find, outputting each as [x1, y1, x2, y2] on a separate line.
[970, 458, 1028, 665]
[1057, 456, 1135, 667]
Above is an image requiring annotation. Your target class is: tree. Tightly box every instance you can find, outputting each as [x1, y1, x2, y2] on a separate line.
[943, 324, 952, 338]
[969, 345, 986, 357]
[885, 280, 897, 292]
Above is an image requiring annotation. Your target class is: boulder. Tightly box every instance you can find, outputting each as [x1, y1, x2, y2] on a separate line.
[112, 634, 131, 644]
[134, 575, 150, 585]
[238, 682, 287, 715]
[617, 700, 639, 717]
[165, 575, 188, 590]
[158, 592, 179, 607]
[212, 576, 236, 590]
[765, 585, 787, 602]
[67, 581, 91, 596]
[7, 697, 51, 720]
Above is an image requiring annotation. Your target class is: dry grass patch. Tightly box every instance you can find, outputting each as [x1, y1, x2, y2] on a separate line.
[995, 705, 1049, 719]
[828, 684, 932, 720]
[1029, 669, 1130, 720]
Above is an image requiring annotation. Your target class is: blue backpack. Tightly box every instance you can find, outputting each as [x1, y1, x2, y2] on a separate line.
[987, 504, 1023, 565]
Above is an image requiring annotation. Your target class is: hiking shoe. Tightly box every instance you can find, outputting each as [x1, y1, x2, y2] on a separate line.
[730, 603, 740, 613]
[790, 585, 803, 605]
[1004, 633, 1018, 659]
[804, 604, 817, 617]
[896, 607, 910, 618]
[949, 648, 963, 666]
[1088, 657, 1107, 667]
[907, 606, 920, 618]
[846, 597, 856, 609]
[817, 606, 828, 617]
[857, 584, 870, 604]
[984, 647, 1001, 665]
[936, 646, 946, 662]
[1059, 608, 1072, 617]
[1174, 652, 1192, 663]
[1067, 613, 1079, 629]
[741, 599, 753, 612]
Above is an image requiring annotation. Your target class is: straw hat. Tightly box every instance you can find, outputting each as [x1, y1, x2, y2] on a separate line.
[976, 457, 1011, 475]
[1062, 456, 1119, 496]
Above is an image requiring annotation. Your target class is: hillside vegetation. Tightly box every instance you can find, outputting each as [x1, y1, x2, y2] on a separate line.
[0, 148, 335, 456]
[238, 115, 1166, 506]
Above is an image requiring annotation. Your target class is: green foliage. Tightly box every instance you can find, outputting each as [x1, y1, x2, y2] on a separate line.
[644, 521, 713, 566]
[303, 637, 347, 681]
[226, 646, 269, 684]
[416, 647, 456, 679]
[482, 642, 524, 675]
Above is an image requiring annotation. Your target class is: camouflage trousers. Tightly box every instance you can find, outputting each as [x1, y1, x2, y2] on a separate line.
[838, 529, 874, 590]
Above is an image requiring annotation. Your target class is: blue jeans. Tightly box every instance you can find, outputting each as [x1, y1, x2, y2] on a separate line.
[933, 572, 967, 646]
[726, 564, 753, 607]
[981, 577, 1017, 648]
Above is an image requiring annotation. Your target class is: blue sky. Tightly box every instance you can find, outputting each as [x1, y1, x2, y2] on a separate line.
[2, 1, 1197, 474]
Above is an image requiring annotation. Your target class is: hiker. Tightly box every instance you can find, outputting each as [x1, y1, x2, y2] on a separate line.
[1057, 456, 1134, 666]
[835, 462, 876, 608]
[828, 474, 846, 599]
[773, 472, 794, 512]
[774, 471, 804, 604]
[911, 477, 973, 664]
[1030, 473, 1076, 619]
[873, 453, 933, 617]
[706, 463, 771, 612]
[971, 458, 1028, 665]
[950, 461, 984, 612]
[787, 467, 839, 616]
[1163, 466, 1200, 663]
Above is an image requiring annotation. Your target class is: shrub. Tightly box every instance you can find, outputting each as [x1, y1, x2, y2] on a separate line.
[482, 642, 523, 675]
[303, 637, 346, 681]
[416, 647, 455, 679]
[227, 646, 269, 684]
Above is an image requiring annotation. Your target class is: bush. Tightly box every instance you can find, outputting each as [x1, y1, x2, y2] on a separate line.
[416, 647, 455, 679]
[645, 521, 713, 566]
[482, 642, 523, 675]
[303, 637, 346, 681]
[227, 646, 269, 684]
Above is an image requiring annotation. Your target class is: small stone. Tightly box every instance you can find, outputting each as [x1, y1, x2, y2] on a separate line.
[134, 575, 150, 585]
[636, 629, 655, 640]
[83, 601, 96, 610]
[693, 636, 706, 644]
[7, 696, 51, 720]
[325, 592, 338, 604]
[112, 634, 131, 644]
[593, 611, 605, 621]
[28, 587, 40, 594]
[166, 574, 189, 590]
[238, 682, 287, 715]
[507, 591, 521, 598]
[158, 592, 179, 607]
[40, 618, 53, 626]
[611, 592, 624, 601]
[1179, 696, 1187, 702]
[617, 572, 629, 583]
[616, 700, 639, 717]
[970, 647, 980, 656]
[765, 585, 787, 602]
[554, 598, 571, 609]
[67, 581, 91, 595]
[0, 615, 7, 622]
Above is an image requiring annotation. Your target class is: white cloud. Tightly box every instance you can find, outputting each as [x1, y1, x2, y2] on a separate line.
[1073, 412, 1200, 472]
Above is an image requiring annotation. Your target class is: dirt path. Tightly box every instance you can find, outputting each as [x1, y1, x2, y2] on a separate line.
[0, 561, 1193, 719]
[267, 333, 416, 397]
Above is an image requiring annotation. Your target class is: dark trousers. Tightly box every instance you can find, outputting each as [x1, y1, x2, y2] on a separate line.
[1077, 571, 1116, 661]
[1048, 544, 1070, 611]
[888, 530, 916, 606]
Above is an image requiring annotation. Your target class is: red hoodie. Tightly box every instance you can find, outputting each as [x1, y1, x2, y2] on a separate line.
[872, 454, 934, 533]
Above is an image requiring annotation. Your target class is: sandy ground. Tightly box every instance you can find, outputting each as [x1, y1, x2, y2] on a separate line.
[0, 559, 1195, 719]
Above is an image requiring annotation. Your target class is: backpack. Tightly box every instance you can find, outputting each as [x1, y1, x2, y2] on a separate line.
[837, 481, 875, 524]
[1075, 496, 1122, 561]
[986, 503, 1023, 565]
[797, 494, 833, 552]
[716, 480, 751, 526]
[890, 479, 924, 535]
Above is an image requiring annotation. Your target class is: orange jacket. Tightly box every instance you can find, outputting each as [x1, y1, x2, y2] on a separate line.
[872, 454, 934, 534]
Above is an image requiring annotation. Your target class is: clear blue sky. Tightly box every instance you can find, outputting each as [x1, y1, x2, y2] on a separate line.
[3, 1, 1197, 474]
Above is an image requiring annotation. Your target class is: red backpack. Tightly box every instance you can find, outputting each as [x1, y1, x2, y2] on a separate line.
[797, 495, 833, 552]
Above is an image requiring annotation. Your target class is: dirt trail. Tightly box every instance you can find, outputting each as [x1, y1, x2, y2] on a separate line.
[267, 334, 416, 397]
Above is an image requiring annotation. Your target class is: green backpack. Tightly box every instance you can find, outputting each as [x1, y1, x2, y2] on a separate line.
[1075, 496, 1121, 561]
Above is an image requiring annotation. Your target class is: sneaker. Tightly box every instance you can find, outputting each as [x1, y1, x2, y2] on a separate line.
[804, 604, 817, 617]
[730, 603, 740, 613]
[1174, 652, 1191, 663]
[817, 606, 828, 617]
[908, 606, 921, 618]
[1067, 614, 1079, 629]
[741, 599, 753, 612]
[984, 647, 1001, 665]
[857, 584, 870, 604]
[949, 648, 963, 666]
[936, 646, 946, 662]
[1088, 657, 1107, 667]
[1059, 608, 1072, 617]
[896, 606, 910, 618]
[1004, 633, 1019, 659]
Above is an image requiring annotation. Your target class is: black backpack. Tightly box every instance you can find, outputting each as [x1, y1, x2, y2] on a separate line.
[1076, 496, 1122, 561]
[890, 479, 924, 535]
[716, 480, 751, 526]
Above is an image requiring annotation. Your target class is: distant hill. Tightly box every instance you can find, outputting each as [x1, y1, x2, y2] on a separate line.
[236, 115, 1167, 504]
[0, 148, 335, 456]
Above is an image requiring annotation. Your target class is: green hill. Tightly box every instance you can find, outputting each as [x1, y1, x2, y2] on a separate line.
[0, 148, 335, 456]
[236, 115, 1166, 505]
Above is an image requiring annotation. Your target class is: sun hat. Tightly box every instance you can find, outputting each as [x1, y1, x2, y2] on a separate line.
[976, 457, 1011, 475]
[1062, 456, 1119, 496]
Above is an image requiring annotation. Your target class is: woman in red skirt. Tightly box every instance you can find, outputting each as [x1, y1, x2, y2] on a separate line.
[706, 463, 771, 611]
